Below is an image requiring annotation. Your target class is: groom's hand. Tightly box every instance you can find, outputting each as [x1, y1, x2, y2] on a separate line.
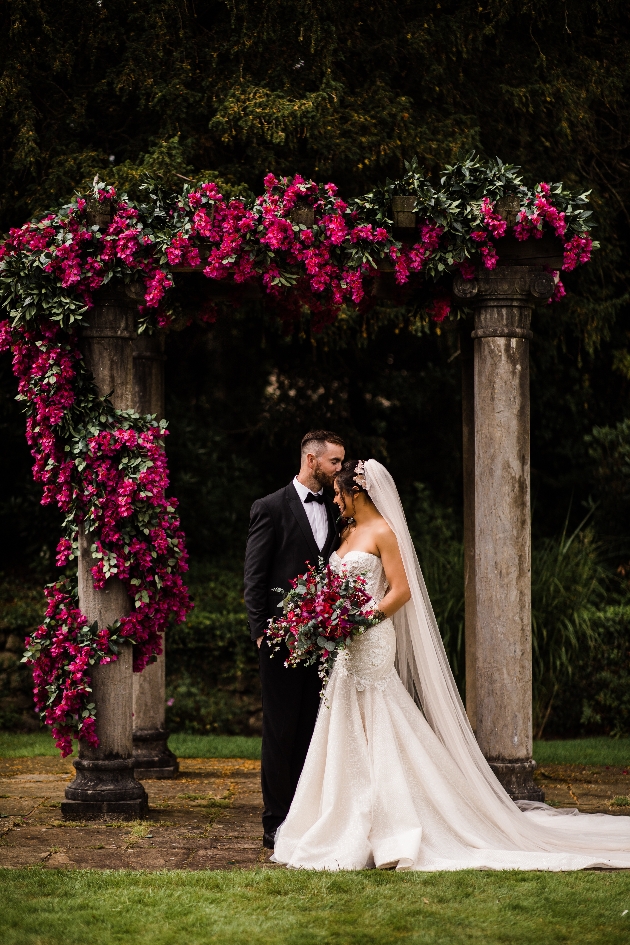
[257, 635, 264, 648]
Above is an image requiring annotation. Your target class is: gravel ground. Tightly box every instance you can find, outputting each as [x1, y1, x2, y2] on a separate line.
[0, 756, 268, 870]
[0, 756, 628, 870]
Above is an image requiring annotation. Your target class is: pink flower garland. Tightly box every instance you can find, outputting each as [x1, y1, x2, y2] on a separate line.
[0, 175, 593, 338]
[161, 174, 446, 330]
[0, 172, 596, 755]
[0, 317, 191, 757]
[459, 185, 594, 314]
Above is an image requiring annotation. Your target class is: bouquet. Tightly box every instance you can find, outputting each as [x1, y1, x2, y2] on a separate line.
[266, 560, 383, 681]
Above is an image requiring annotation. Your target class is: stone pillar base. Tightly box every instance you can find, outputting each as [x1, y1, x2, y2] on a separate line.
[133, 728, 179, 779]
[63, 757, 148, 820]
[488, 759, 545, 802]
[61, 798, 148, 821]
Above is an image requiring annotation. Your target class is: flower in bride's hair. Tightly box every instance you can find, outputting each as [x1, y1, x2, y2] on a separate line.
[354, 460, 367, 491]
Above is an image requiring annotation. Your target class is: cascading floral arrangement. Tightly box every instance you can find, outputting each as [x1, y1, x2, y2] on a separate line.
[0, 154, 595, 756]
[0, 315, 191, 757]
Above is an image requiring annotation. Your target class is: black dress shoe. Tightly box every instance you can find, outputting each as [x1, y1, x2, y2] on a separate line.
[262, 830, 277, 850]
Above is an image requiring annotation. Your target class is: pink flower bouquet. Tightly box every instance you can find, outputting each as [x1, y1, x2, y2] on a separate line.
[266, 561, 381, 680]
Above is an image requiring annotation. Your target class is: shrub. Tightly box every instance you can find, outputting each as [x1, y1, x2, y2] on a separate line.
[548, 605, 630, 738]
[406, 482, 465, 690]
[531, 521, 607, 737]
[165, 563, 261, 735]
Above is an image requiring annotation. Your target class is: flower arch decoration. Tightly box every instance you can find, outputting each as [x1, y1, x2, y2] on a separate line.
[0, 155, 595, 756]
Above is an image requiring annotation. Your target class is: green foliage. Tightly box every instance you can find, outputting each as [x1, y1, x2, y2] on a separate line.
[1, 0, 630, 737]
[104, 137, 255, 206]
[407, 485, 611, 731]
[2, 1, 629, 217]
[580, 607, 630, 737]
[1, 868, 630, 945]
[407, 483, 465, 688]
[549, 605, 630, 739]
[165, 564, 261, 735]
[0, 576, 44, 731]
[531, 519, 608, 737]
[588, 418, 630, 544]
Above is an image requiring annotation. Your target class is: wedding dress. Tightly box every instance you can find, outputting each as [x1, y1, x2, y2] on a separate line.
[272, 460, 630, 871]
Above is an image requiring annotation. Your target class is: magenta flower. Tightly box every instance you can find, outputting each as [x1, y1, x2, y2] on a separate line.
[0, 169, 594, 753]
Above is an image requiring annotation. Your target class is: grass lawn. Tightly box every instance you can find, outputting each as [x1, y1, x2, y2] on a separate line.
[1, 868, 629, 945]
[533, 738, 630, 767]
[2, 731, 630, 765]
[0, 731, 262, 760]
[170, 733, 262, 759]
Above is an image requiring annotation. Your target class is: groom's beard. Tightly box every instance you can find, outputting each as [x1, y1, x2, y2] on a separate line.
[312, 463, 335, 490]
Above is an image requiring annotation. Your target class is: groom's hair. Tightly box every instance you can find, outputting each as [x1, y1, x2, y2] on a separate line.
[300, 430, 345, 458]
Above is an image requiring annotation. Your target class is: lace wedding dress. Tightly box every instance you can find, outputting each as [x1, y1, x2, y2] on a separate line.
[272, 462, 630, 872]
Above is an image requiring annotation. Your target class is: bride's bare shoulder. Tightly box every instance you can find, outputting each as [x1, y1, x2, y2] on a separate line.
[372, 515, 396, 545]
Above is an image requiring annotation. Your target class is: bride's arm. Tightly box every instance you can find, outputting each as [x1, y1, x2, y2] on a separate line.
[375, 525, 411, 618]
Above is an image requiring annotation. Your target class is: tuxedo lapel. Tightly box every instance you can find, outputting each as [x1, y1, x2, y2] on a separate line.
[286, 483, 321, 563]
[322, 496, 339, 558]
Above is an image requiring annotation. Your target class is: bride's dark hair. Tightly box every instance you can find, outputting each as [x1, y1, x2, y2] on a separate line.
[335, 460, 368, 497]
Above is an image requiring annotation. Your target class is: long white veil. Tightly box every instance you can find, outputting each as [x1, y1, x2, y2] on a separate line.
[365, 458, 630, 855]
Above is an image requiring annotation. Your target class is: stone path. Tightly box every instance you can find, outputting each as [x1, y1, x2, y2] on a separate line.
[0, 757, 628, 870]
[0, 756, 267, 870]
[537, 763, 630, 814]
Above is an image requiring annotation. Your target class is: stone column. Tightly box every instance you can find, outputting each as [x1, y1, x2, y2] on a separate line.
[62, 289, 148, 819]
[131, 332, 179, 778]
[460, 323, 477, 733]
[454, 266, 554, 801]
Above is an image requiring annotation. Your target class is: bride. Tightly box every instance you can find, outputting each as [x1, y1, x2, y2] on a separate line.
[272, 458, 630, 871]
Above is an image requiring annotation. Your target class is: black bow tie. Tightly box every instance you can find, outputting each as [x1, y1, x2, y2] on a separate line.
[304, 492, 325, 505]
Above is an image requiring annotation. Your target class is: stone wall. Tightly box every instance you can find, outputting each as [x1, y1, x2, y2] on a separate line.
[0, 577, 43, 730]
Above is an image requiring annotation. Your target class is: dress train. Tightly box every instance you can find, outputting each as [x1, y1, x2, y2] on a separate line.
[272, 551, 630, 872]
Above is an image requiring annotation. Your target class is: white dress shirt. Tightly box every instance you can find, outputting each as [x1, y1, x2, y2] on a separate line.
[293, 476, 329, 551]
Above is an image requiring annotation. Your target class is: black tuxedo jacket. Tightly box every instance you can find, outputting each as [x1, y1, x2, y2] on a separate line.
[244, 481, 339, 642]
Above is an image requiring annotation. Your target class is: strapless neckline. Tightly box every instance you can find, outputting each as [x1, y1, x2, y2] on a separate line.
[331, 550, 381, 563]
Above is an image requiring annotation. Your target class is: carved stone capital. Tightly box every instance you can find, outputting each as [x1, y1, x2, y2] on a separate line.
[452, 273, 479, 300]
[454, 266, 555, 340]
[454, 266, 554, 306]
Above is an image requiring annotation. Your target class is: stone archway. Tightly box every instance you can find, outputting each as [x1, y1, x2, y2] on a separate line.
[62, 230, 558, 818]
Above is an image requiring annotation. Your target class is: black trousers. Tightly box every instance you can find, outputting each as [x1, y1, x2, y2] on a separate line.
[258, 639, 321, 834]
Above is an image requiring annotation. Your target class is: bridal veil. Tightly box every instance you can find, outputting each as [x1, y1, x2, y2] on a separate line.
[364, 458, 630, 860]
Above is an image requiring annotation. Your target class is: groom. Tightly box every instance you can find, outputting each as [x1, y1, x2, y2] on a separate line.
[244, 430, 345, 848]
